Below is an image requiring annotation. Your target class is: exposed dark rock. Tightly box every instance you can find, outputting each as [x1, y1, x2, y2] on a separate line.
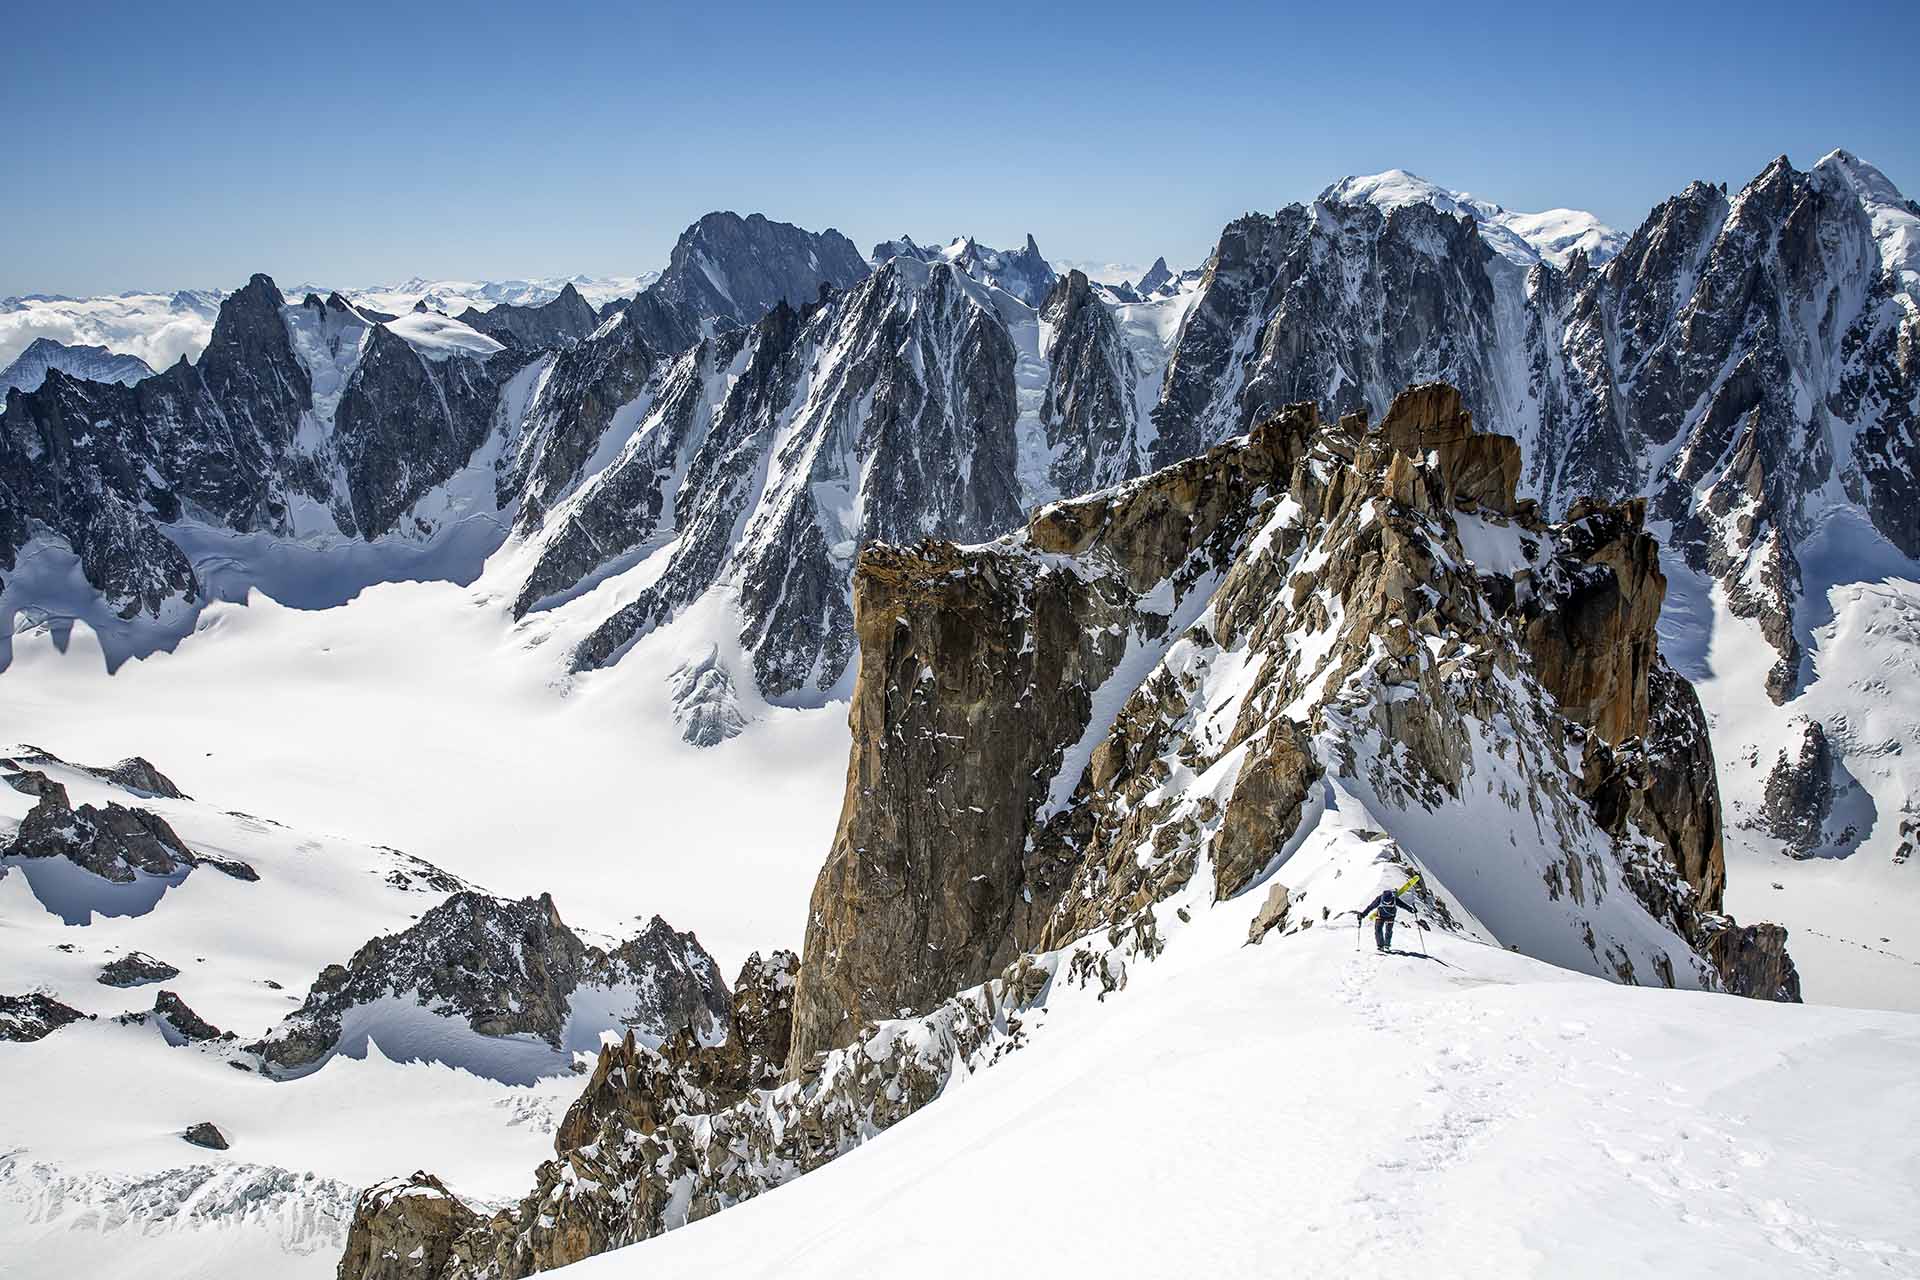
[154, 990, 228, 1043]
[0, 993, 90, 1042]
[457, 283, 599, 351]
[1761, 720, 1835, 855]
[2, 766, 62, 798]
[6, 785, 199, 883]
[86, 756, 189, 799]
[333, 323, 502, 540]
[337, 1172, 481, 1280]
[1703, 920, 1803, 1001]
[252, 894, 727, 1076]
[1038, 268, 1147, 496]
[653, 211, 868, 329]
[182, 1121, 229, 1150]
[1135, 256, 1175, 296]
[98, 951, 181, 987]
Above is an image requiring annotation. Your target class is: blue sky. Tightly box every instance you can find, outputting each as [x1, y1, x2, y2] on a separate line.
[6, 0, 1916, 295]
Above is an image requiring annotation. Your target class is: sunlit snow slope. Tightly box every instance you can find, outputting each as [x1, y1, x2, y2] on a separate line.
[576, 896, 1920, 1280]
[2, 545, 850, 972]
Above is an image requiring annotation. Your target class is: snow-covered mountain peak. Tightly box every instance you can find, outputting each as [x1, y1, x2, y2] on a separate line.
[0, 338, 154, 394]
[870, 232, 1057, 307]
[1321, 168, 1625, 268]
[1813, 147, 1920, 290]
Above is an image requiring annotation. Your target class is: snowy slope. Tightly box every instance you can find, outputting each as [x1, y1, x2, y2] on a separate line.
[1, 553, 850, 973]
[0, 755, 587, 1278]
[382, 310, 507, 361]
[1679, 545, 1920, 1012]
[575, 903, 1919, 1279]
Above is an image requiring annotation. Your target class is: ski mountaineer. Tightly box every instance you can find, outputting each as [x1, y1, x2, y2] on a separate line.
[1355, 876, 1420, 951]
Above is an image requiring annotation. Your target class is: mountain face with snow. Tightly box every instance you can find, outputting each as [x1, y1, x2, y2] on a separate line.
[872, 234, 1058, 307]
[1323, 169, 1626, 268]
[0, 279, 517, 634]
[0, 214, 870, 669]
[455, 283, 600, 350]
[553, 257, 1029, 704]
[651, 212, 869, 333]
[251, 893, 729, 1084]
[1167, 156, 1917, 707]
[333, 384, 1802, 1280]
[9, 155, 1910, 783]
[0, 338, 153, 394]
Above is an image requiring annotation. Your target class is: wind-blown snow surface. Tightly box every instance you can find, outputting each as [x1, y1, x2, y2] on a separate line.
[573, 892, 1920, 1280]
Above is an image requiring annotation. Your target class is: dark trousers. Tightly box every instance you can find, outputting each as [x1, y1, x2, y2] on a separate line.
[1375, 914, 1394, 950]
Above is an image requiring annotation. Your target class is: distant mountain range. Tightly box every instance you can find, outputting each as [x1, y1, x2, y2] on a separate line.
[0, 275, 660, 374]
[3, 152, 1914, 895]
[0, 338, 153, 394]
[5, 152, 1917, 1280]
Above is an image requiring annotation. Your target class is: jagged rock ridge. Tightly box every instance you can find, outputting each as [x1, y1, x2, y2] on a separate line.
[251, 891, 729, 1080]
[872, 233, 1058, 307]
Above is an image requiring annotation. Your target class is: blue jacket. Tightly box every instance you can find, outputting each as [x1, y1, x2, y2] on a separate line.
[1361, 890, 1415, 920]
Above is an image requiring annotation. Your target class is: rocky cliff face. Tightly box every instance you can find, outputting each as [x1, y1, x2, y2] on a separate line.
[1760, 719, 1837, 855]
[457, 284, 599, 351]
[652, 212, 869, 329]
[792, 385, 1791, 1061]
[1035, 268, 1150, 496]
[251, 892, 728, 1079]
